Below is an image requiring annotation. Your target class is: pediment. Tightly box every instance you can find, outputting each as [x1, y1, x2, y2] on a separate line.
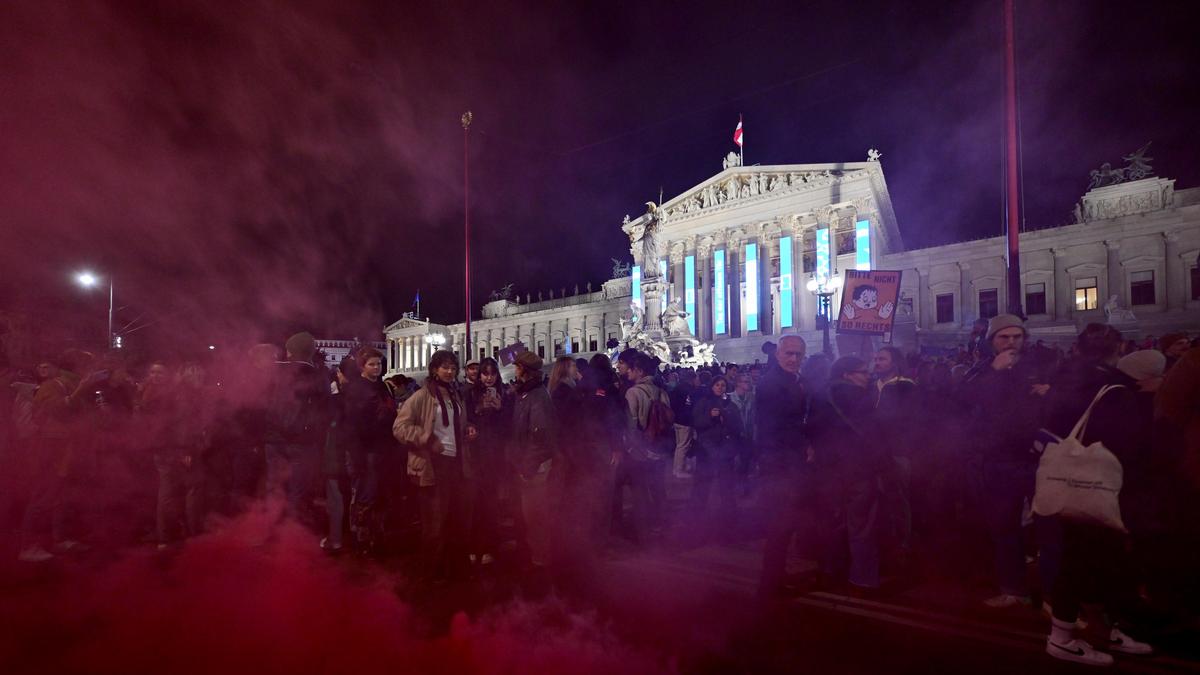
[383, 316, 428, 332]
[656, 163, 873, 221]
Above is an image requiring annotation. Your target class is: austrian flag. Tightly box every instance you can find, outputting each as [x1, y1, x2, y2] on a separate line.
[733, 117, 743, 148]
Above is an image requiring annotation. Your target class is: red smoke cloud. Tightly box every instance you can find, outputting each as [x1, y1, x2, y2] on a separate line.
[0, 500, 669, 675]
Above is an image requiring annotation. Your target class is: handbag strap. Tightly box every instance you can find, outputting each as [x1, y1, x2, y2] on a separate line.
[1067, 384, 1125, 442]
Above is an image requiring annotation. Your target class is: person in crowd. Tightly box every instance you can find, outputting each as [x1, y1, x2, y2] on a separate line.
[320, 358, 352, 554]
[619, 351, 673, 543]
[460, 361, 480, 398]
[812, 356, 884, 593]
[464, 357, 510, 567]
[689, 374, 743, 540]
[728, 373, 757, 495]
[1039, 324, 1154, 665]
[548, 356, 583, 415]
[756, 335, 816, 598]
[1159, 333, 1189, 372]
[343, 346, 397, 553]
[669, 369, 698, 479]
[575, 354, 624, 548]
[510, 351, 557, 567]
[961, 314, 1049, 609]
[264, 332, 330, 523]
[394, 350, 476, 582]
[18, 360, 76, 561]
[872, 346, 919, 565]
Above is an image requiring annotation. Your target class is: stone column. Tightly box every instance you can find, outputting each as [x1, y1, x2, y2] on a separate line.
[918, 267, 931, 329]
[1164, 232, 1183, 310]
[672, 249, 685, 315]
[1105, 240, 1123, 307]
[958, 261, 972, 328]
[1053, 248, 1071, 321]
[728, 234, 742, 338]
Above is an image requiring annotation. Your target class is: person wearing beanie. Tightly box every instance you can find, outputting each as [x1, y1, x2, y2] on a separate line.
[962, 312, 1050, 610]
[285, 332, 316, 363]
[264, 332, 330, 521]
[510, 346, 556, 566]
[1117, 350, 1167, 388]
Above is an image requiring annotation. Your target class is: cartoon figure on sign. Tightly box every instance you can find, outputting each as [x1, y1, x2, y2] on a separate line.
[842, 284, 893, 321]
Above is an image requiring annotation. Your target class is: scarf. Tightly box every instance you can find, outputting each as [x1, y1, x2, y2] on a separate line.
[431, 379, 460, 428]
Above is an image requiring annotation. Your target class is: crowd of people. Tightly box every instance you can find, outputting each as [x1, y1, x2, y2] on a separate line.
[2, 322, 1199, 668]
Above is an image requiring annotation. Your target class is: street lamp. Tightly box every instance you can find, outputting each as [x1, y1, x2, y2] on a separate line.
[424, 332, 446, 354]
[806, 275, 843, 356]
[75, 270, 115, 349]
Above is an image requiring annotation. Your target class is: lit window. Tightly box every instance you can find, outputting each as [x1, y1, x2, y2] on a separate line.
[1130, 270, 1155, 306]
[1075, 277, 1098, 311]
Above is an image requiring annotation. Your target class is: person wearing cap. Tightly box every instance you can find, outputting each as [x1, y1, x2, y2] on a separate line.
[263, 331, 331, 522]
[962, 314, 1049, 610]
[509, 350, 557, 566]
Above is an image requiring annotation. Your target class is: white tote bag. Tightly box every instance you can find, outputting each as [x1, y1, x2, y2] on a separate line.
[1031, 385, 1127, 532]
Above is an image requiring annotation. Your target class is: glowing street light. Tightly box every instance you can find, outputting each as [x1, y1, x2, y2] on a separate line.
[424, 332, 446, 353]
[807, 274, 843, 356]
[75, 270, 115, 349]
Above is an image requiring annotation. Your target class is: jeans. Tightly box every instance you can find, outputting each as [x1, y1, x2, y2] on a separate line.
[417, 453, 472, 579]
[266, 443, 316, 519]
[844, 477, 882, 589]
[673, 424, 695, 475]
[759, 452, 830, 595]
[690, 454, 736, 534]
[325, 477, 348, 548]
[978, 458, 1035, 596]
[1052, 520, 1138, 624]
[154, 452, 205, 544]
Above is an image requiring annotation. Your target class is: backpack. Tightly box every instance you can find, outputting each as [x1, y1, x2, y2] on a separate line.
[634, 382, 675, 460]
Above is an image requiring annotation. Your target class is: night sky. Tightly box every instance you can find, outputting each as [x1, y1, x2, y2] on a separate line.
[2, 0, 1198, 357]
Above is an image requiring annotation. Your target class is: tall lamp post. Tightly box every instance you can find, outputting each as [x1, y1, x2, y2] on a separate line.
[462, 111, 473, 361]
[424, 332, 446, 355]
[806, 275, 843, 356]
[75, 271, 116, 349]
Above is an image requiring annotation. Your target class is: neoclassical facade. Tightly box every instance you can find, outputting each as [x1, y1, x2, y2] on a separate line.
[385, 157, 1200, 376]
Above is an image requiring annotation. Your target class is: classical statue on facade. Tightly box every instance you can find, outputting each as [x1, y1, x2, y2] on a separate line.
[488, 283, 515, 301]
[1122, 142, 1154, 181]
[619, 303, 643, 344]
[867, 148, 882, 162]
[610, 258, 631, 278]
[1104, 294, 1137, 324]
[641, 201, 661, 271]
[661, 299, 693, 338]
[722, 151, 741, 170]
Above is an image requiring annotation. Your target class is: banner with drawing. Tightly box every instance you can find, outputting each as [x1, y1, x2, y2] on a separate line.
[836, 269, 903, 340]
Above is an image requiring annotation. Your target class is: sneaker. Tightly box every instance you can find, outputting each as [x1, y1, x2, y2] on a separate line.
[1046, 638, 1113, 666]
[54, 540, 89, 554]
[319, 537, 343, 553]
[984, 593, 1030, 609]
[17, 545, 54, 563]
[480, 554, 495, 566]
[1108, 628, 1153, 656]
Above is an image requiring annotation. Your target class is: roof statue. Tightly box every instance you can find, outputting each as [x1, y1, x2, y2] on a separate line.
[488, 282, 515, 301]
[722, 151, 742, 170]
[611, 258, 631, 278]
[1087, 142, 1154, 189]
[867, 148, 882, 162]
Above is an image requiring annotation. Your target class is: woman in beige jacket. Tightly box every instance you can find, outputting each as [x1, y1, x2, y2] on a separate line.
[393, 350, 476, 581]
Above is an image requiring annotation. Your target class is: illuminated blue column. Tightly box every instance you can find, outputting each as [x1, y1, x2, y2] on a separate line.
[855, 219, 871, 271]
[684, 254, 696, 335]
[713, 249, 727, 335]
[632, 265, 642, 309]
[779, 236, 794, 328]
[745, 242, 759, 332]
[816, 228, 832, 284]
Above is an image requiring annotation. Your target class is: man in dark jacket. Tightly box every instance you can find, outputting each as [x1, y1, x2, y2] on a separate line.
[961, 314, 1048, 608]
[511, 351, 557, 566]
[264, 332, 330, 522]
[756, 335, 817, 597]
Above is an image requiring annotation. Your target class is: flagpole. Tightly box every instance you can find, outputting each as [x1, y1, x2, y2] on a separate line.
[739, 113, 744, 165]
[462, 111, 473, 362]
